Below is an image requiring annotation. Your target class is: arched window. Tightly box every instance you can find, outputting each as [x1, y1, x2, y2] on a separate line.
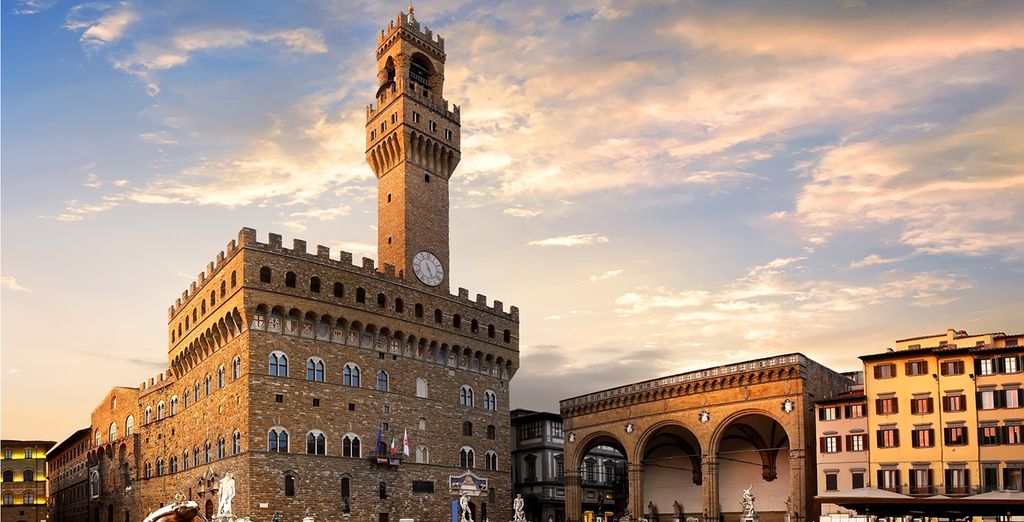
[193, 447, 200, 467]
[156, 459, 165, 476]
[217, 365, 225, 388]
[284, 473, 296, 497]
[201, 300, 206, 314]
[356, 287, 366, 303]
[415, 304, 423, 318]
[487, 425, 496, 440]
[342, 434, 361, 458]
[232, 356, 241, 379]
[485, 451, 497, 471]
[462, 421, 473, 437]
[459, 447, 475, 469]
[156, 401, 165, 420]
[2, 470, 12, 482]
[374, 293, 386, 308]
[232, 431, 241, 454]
[144, 407, 152, 424]
[460, 385, 474, 407]
[269, 351, 288, 377]
[230, 270, 237, 288]
[181, 450, 188, 471]
[204, 374, 212, 396]
[143, 462, 151, 479]
[220, 280, 227, 297]
[268, 428, 289, 452]
[415, 446, 429, 464]
[285, 272, 297, 288]
[125, 416, 134, 436]
[341, 477, 351, 500]
[306, 432, 326, 455]
[23, 492, 34, 505]
[306, 358, 325, 382]
[488, 324, 495, 338]
[204, 440, 212, 463]
[333, 282, 344, 298]
[416, 378, 428, 398]
[453, 314, 461, 328]
[217, 437, 225, 459]
[471, 319, 479, 333]
[503, 329, 511, 343]
[94, 428, 101, 446]
[376, 370, 389, 392]
[169, 456, 178, 474]
[23, 469, 35, 482]
[109, 422, 118, 441]
[260, 266, 272, 283]
[170, 396, 179, 415]
[210, 290, 216, 307]
[192, 309, 197, 322]
[484, 390, 497, 411]
[395, 298, 404, 313]
[343, 364, 360, 387]
[434, 309, 443, 323]
[310, 276, 321, 293]
[193, 382, 200, 402]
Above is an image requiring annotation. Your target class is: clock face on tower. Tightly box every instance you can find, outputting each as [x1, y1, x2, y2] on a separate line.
[412, 251, 444, 286]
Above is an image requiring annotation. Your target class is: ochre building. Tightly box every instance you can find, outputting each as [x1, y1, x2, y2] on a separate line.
[77, 8, 519, 522]
[560, 354, 852, 522]
[2, 440, 55, 522]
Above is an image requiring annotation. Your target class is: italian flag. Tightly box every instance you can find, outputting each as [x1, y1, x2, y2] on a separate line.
[390, 434, 397, 456]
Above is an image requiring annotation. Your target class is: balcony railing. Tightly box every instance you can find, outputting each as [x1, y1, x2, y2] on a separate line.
[879, 485, 981, 496]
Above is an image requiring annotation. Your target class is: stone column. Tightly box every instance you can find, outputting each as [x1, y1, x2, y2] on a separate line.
[565, 471, 582, 522]
[701, 456, 719, 522]
[627, 463, 644, 519]
[788, 448, 806, 522]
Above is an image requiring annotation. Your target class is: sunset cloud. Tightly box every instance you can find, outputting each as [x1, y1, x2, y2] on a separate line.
[527, 233, 609, 247]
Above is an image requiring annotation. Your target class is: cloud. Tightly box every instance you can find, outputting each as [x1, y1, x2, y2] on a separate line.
[503, 207, 543, 218]
[139, 131, 178, 145]
[330, 241, 376, 261]
[83, 173, 103, 188]
[588, 269, 623, 282]
[527, 233, 609, 247]
[65, 4, 138, 48]
[278, 206, 351, 233]
[681, 170, 764, 185]
[10, 0, 57, 15]
[849, 254, 910, 269]
[1, 276, 33, 293]
[614, 287, 709, 316]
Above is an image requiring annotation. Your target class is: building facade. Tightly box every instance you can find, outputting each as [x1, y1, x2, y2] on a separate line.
[813, 383, 867, 517]
[46, 428, 91, 522]
[511, 410, 567, 522]
[862, 328, 1023, 497]
[2, 440, 55, 522]
[560, 354, 852, 522]
[77, 8, 520, 522]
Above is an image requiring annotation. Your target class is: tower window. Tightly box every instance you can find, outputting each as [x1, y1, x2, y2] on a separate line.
[391, 113, 397, 124]
[356, 287, 366, 303]
[424, 174, 430, 183]
[387, 193, 392, 203]
[380, 122, 386, 132]
[285, 272, 296, 288]
[415, 303, 424, 318]
[488, 325, 495, 338]
[445, 129, 453, 141]
[377, 293, 386, 308]
[434, 309, 443, 323]
[429, 121, 437, 132]
[453, 314, 461, 328]
[310, 276, 321, 293]
[387, 237, 392, 244]
[371, 130, 376, 140]
[413, 112, 420, 123]
[395, 298, 404, 313]
[503, 329, 511, 343]
[334, 282, 344, 298]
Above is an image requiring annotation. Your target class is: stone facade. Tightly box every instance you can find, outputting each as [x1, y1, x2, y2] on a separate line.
[47, 428, 92, 522]
[559, 354, 851, 522]
[511, 410, 568, 522]
[76, 8, 520, 522]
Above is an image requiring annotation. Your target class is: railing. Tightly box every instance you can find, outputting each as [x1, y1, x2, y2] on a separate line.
[561, 354, 804, 408]
[880, 485, 982, 496]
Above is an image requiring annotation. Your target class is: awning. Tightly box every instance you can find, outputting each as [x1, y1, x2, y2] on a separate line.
[815, 488, 1024, 517]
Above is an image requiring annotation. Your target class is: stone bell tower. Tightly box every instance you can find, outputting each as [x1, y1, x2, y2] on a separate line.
[366, 5, 461, 292]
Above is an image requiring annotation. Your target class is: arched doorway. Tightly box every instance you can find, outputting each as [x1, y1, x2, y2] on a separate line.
[640, 425, 702, 521]
[577, 436, 629, 522]
[204, 499, 214, 520]
[716, 413, 790, 522]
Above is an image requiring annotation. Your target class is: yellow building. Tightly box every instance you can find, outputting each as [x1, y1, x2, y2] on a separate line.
[861, 329, 1023, 497]
[2, 440, 56, 522]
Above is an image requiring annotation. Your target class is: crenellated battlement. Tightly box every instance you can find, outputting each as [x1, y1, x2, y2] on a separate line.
[138, 368, 175, 397]
[168, 228, 518, 322]
[366, 78, 460, 124]
[377, 8, 445, 57]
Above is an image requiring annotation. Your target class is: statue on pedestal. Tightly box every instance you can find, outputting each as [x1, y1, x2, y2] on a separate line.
[740, 486, 757, 521]
[217, 473, 236, 519]
[648, 501, 658, 521]
[513, 494, 526, 522]
[672, 501, 682, 520]
[460, 493, 474, 522]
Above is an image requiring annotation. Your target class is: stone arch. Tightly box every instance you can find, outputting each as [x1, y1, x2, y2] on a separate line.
[637, 422, 703, 520]
[710, 410, 793, 517]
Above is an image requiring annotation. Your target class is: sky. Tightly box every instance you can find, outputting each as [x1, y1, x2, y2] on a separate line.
[2, 0, 1023, 441]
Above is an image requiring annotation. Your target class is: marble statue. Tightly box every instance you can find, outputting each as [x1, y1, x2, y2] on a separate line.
[673, 501, 682, 517]
[513, 494, 526, 522]
[740, 486, 757, 519]
[142, 494, 202, 522]
[648, 501, 658, 519]
[217, 472, 236, 518]
[460, 493, 474, 522]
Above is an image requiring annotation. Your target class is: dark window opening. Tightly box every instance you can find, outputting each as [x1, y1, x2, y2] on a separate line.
[285, 271, 297, 288]
[260, 267, 272, 283]
[415, 304, 424, 318]
[356, 288, 366, 303]
[434, 309, 443, 323]
[395, 298, 404, 313]
[424, 174, 430, 183]
[471, 319, 479, 333]
[453, 314, 461, 328]
[310, 277, 321, 293]
[488, 325, 495, 338]
[503, 329, 511, 343]
[377, 293, 386, 308]
[275, 394, 283, 403]
[284, 474, 295, 497]
[334, 282, 344, 298]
